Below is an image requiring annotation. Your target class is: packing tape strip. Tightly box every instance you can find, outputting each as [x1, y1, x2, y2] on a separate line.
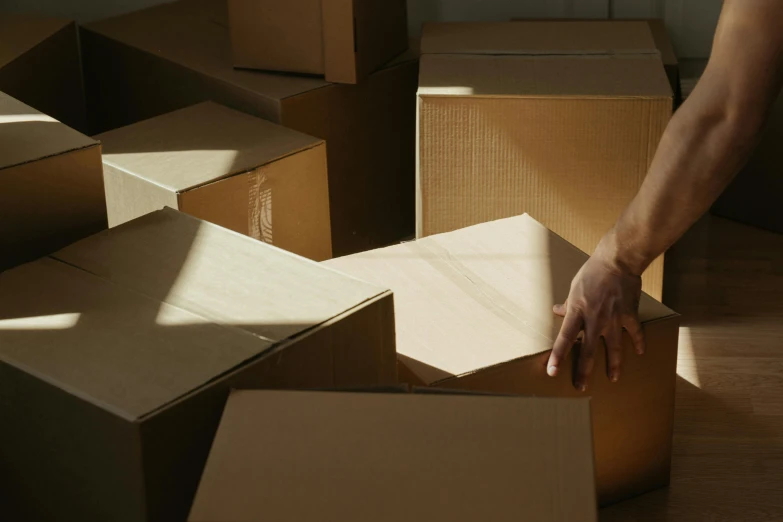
[248, 171, 273, 245]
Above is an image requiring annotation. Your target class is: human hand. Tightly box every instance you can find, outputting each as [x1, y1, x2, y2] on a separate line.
[546, 246, 646, 391]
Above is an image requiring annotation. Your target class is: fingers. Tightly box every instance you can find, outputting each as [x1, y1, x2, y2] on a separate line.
[547, 308, 582, 378]
[624, 317, 646, 355]
[574, 329, 598, 392]
[552, 301, 567, 317]
[604, 327, 623, 383]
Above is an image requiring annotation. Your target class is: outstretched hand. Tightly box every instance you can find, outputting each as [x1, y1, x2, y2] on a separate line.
[547, 248, 646, 391]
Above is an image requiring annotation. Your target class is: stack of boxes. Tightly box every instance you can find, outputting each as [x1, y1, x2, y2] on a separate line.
[0, 4, 685, 522]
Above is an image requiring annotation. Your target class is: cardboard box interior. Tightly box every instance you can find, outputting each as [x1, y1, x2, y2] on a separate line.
[0, 12, 87, 131]
[97, 101, 332, 260]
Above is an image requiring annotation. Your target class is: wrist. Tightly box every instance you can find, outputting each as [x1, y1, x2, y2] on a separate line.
[594, 229, 649, 277]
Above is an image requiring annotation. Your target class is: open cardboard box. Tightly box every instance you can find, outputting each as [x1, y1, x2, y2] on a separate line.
[326, 213, 680, 506]
[228, 0, 409, 84]
[189, 389, 598, 522]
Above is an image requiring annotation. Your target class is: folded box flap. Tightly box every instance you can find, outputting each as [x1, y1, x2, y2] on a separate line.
[326, 214, 676, 382]
[421, 21, 659, 57]
[0, 12, 72, 69]
[52, 209, 390, 344]
[189, 390, 597, 522]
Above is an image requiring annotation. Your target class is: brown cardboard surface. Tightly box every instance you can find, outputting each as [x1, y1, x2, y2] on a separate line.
[189, 390, 597, 522]
[416, 22, 671, 298]
[0, 91, 95, 171]
[96, 102, 331, 260]
[0, 208, 396, 522]
[325, 214, 680, 505]
[0, 92, 105, 272]
[228, 0, 408, 83]
[82, 0, 419, 256]
[0, 14, 87, 131]
[419, 54, 672, 97]
[421, 20, 657, 56]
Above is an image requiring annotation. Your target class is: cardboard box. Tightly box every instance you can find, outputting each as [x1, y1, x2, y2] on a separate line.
[711, 91, 783, 233]
[417, 21, 672, 300]
[0, 91, 105, 272]
[97, 102, 332, 261]
[510, 19, 681, 108]
[0, 13, 87, 132]
[189, 390, 597, 522]
[0, 208, 396, 522]
[228, 0, 409, 84]
[81, 0, 419, 257]
[325, 214, 680, 506]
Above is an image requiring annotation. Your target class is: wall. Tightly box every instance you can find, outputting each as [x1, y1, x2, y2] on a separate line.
[0, 0, 723, 58]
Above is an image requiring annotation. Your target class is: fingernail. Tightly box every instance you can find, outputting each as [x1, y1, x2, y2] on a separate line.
[578, 383, 587, 393]
[547, 365, 558, 377]
[611, 374, 619, 383]
[637, 348, 645, 356]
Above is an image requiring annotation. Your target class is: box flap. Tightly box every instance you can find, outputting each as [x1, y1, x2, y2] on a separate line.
[53, 209, 387, 343]
[418, 54, 672, 98]
[189, 390, 597, 522]
[0, 91, 97, 171]
[325, 214, 676, 383]
[96, 102, 323, 192]
[85, 0, 332, 102]
[0, 210, 388, 420]
[0, 12, 72, 69]
[0, 257, 272, 421]
[421, 21, 658, 56]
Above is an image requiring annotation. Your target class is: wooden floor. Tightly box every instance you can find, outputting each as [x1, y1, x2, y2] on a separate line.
[601, 215, 783, 521]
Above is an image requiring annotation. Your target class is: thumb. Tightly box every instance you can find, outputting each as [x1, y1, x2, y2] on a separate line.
[553, 301, 567, 317]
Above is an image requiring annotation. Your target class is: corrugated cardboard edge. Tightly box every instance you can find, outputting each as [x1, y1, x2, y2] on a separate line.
[0, 141, 100, 173]
[321, 0, 357, 84]
[0, 209, 391, 422]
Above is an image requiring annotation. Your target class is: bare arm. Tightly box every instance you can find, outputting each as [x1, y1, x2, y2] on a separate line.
[548, 0, 783, 390]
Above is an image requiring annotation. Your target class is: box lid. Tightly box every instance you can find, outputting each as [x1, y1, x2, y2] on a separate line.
[418, 53, 672, 98]
[84, 0, 417, 103]
[0, 12, 72, 69]
[95, 102, 323, 192]
[188, 390, 597, 522]
[421, 21, 658, 56]
[325, 214, 676, 384]
[418, 21, 671, 99]
[0, 91, 97, 171]
[0, 209, 388, 421]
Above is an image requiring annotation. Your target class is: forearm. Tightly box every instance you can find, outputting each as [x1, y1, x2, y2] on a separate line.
[600, 83, 765, 275]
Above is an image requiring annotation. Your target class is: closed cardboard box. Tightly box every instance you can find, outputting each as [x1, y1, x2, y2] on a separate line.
[228, 0, 408, 84]
[97, 102, 331, 260]
[0, 13, 87, 132]
[0, 209, 396, 522]
[0, 91, 105, 272]
[510, 19, 681, 108]
[417, 21, 672, 299]
[189, 390, 597, 522]
[326, 214, 680, 506]
[81, 0, 418, 257]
